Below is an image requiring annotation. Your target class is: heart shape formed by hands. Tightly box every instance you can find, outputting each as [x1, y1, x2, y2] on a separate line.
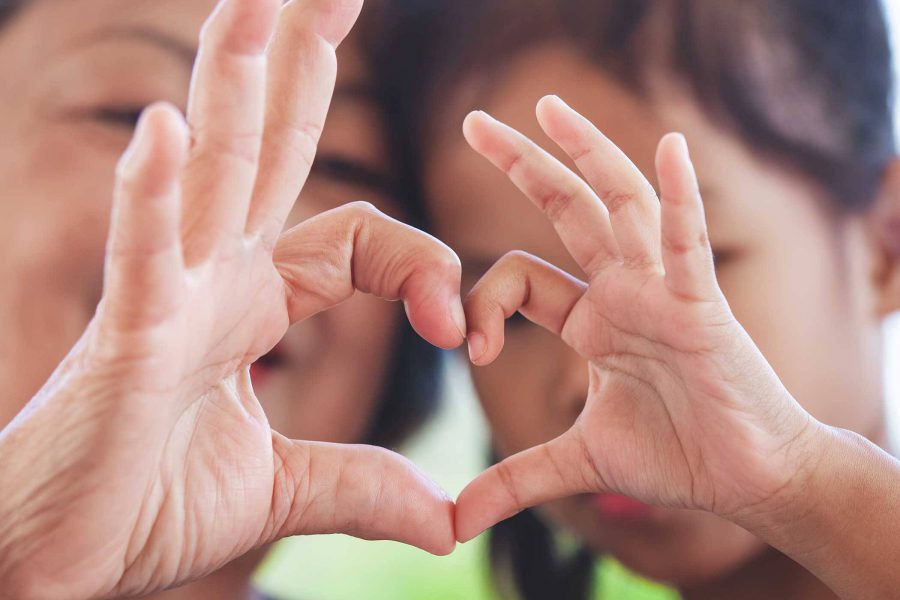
[0, 1, 827, 599]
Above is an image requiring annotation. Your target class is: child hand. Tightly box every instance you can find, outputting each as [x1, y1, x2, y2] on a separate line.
[455, 95, 823, 543]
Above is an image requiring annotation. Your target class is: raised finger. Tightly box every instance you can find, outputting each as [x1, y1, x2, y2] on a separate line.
[537, 95, 662, 269]
[656, 133, 720, 301]
[246, 0, 364, 246]
[180, 0, 280, 263]
[464, 251, 586, 366]
[463, 111, 620, 276]
[104, 104, 189, 330]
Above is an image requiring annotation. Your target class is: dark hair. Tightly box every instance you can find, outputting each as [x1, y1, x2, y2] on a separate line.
[409, 0, 896, 214]
[382, 0, 897, 598]
[0, 1, 19, 28]
[0, 0, 444, 451]
[355, 0, 447, 448]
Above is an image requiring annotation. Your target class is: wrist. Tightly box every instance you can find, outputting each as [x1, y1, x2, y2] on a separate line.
[736, 421, 880, 553]
[730, 409, 831, 536]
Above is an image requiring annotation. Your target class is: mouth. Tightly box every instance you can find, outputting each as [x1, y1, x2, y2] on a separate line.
[250, 343, 289, 387]
[590, 493, 655, 522]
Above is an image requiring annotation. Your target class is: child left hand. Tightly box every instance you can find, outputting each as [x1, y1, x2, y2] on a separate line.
[455, 95, 823, 543]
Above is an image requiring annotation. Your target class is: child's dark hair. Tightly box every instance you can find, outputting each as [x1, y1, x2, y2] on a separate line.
[381, 0, 897, 598]
[406, 0, 896, 214]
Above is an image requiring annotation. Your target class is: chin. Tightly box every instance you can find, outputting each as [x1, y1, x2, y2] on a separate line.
[555, 500, 768, 587]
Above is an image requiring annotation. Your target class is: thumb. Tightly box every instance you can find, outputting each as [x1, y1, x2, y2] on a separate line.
[454, 431, 602, 543]
[264, 433, 456, 556]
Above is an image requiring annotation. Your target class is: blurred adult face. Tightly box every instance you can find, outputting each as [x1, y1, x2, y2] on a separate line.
[0, 0, 401, 447]
[425, 43, 887, 585]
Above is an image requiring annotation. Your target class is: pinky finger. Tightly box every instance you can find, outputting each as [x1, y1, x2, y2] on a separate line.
[465, 251, 586, 366]
[104, 103, 189, 328]
[656, 133, 719, 301]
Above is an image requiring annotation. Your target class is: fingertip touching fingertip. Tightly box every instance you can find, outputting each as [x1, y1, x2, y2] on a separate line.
[467, 332, 487, 364]
[449, 294, 468, 343]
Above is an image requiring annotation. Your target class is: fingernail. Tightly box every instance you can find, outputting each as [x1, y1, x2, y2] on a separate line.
[449, 295, 467, 341]
[543, 94, 569, 110]
[673, 132, 690, 159]
[468, 332, 487, 363]
[120, 111, 152, 177]
[469, 110, 496, 124]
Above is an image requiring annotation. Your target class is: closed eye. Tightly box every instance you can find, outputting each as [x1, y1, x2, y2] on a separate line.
[312, 154, 394, 197]
[86, 106, 146, 130]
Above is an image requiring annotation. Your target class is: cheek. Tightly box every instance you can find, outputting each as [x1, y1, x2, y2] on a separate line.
[2, 125, 120, 285]
[0, 125, 122, 422]
[717, 236, 879, 431]
[261, 295, 400, 443]
[598, 511, 765, 585]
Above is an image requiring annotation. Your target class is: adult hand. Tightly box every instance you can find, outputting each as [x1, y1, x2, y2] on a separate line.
[0, 1, 463, 598]
[455, 95, 822, 542]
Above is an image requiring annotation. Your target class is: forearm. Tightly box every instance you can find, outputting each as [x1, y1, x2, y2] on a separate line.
[742, 425, 900, 600]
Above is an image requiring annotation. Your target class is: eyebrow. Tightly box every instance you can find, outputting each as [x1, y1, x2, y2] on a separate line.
[76, 25, 197, 66]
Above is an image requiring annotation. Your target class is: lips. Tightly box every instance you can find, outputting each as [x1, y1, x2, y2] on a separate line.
[591, 493, 654, 520]
[249, 343, 288, 387]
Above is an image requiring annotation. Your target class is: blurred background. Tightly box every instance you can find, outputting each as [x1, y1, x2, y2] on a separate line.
[253, 1, 900, 598]
[0, 0, 897, 599]
[886, 0, 900, 448]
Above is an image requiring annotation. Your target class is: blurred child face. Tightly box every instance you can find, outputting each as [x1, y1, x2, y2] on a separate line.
[0, 0, 400, 447]
[425, 43, 888, 585]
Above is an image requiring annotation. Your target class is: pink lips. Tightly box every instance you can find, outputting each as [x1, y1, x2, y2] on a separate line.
[592, 493, 654, 520]
[249, 343, 288, 387]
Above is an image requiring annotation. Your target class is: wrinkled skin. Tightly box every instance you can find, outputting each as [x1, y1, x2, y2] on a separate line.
[0, 1, 463, 598]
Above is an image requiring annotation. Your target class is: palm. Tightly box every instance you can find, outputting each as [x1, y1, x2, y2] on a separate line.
[96, 254, 288, 593]
[455, 97, 813, 542]
[563, 268, 783, 514]
[2, 1, 462, 598]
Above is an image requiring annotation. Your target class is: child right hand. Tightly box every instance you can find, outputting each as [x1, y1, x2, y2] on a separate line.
[455, 95, 825, 543]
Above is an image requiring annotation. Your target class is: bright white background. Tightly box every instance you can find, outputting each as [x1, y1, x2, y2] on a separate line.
[884, 0, 899, 437]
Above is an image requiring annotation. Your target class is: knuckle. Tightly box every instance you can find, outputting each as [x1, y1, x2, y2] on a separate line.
[599, 187, 639, 214]
[276, 118, 323, 170]
[344, 200, 382, 219]
[498, 250, 535, 271]
[191, 127, 261, 168]
[495, 461, 524, 512]
[538, 188, 577, 223]
[568, 142, 594, 164]
[500, 148, 524, 176]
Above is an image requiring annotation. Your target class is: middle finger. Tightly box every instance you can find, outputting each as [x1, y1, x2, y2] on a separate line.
[181, 0, 280, 264]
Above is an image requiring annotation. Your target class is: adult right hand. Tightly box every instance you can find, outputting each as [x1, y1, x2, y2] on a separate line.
[0, 1, 463, 598]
